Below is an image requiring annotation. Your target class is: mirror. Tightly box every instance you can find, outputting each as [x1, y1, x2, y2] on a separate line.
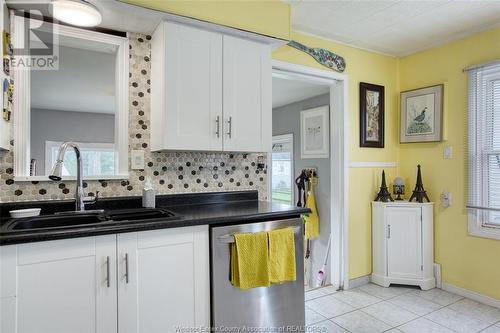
[31, 38, 116, 177]
[13, 17, 129, 181]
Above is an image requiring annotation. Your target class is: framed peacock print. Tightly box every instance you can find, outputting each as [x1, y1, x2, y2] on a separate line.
[400, 84, 443, 143]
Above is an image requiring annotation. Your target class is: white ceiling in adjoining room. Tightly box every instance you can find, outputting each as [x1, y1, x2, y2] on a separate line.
[31, 45, 115, 114]
[273, 76, 329, 109]
[290, 0, 500, 57]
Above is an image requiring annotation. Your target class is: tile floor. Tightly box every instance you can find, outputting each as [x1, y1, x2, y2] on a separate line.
[305, 283, 500, 333]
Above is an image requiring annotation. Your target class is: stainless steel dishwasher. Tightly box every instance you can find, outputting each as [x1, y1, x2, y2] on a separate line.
[211, 218, 305, 332]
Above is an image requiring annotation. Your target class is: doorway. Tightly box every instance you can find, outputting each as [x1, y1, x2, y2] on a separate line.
[270, 60, 349, 292]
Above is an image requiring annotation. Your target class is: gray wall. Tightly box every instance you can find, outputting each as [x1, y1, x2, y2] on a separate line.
[272, 93, 331, 287]
[30, 108, 115, 175]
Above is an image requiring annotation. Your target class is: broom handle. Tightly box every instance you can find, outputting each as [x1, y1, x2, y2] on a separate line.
[323, 235, 332, 266]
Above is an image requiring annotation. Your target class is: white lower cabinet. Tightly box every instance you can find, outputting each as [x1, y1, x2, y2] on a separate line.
[0, 225, 210, 333]
[117, 226, 210, 333]
[371, 201, 435, 290]
[0, 235, 118, 333]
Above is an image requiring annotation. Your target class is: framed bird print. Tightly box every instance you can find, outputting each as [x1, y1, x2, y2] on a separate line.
[300, 105, 329, 158]
[400, 84, 443, 143]
[360, 82, 385, 148]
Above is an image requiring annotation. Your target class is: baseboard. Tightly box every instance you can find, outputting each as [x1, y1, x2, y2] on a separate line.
[347, 275, 371, 289]
[442, 282, 500, 309]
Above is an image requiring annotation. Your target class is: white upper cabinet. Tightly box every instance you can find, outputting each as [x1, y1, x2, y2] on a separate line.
[223, 35, 271, 152]
[151, 21, 223, 151]
[151, 21, 272, 153]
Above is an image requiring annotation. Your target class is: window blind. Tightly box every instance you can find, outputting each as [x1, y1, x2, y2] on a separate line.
[467, 62, 500, 226]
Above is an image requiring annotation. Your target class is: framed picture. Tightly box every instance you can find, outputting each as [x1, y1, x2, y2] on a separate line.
[300, 105, 329, 159]
[400, 84, 443, 143]
[360, 82, 385, 148]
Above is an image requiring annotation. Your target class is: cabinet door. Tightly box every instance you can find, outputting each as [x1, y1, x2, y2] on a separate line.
[387, 207, 423, 279]
[0, 236, 117, 333]
[223, 35, 271, 152]
[117, 226, 210, 333]
[151, 21, 223, 151]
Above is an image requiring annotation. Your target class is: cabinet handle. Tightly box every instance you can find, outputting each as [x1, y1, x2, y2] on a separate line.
[124, 253, 129, 284]
[227, 117, 232, 138]
[215, 116, 220, 138]
[387, 225, 391, 239]
[105, 256, 110, 288]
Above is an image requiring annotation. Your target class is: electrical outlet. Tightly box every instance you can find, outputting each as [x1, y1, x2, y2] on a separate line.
[131, 150, 145, 169]
[444, 145, 453, 159]
[440, 191, 452, 208]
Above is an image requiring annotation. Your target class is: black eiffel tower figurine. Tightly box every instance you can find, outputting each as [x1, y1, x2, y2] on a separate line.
[409, 164, 430, 203]
[375, 170, 393, 202]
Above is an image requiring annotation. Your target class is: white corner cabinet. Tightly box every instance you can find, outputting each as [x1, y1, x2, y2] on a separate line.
[371, 201, 435, 290]
[0, 225, 209, 333]
[150, 21, 272, 153]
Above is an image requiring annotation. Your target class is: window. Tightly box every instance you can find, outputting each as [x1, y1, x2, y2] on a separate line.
[45, 141, 116, 177]
[467, 62, 500, 239]
[271, 134, 294, 205]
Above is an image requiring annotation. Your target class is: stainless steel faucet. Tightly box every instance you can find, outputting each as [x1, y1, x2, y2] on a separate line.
[48, 141, 96, 211]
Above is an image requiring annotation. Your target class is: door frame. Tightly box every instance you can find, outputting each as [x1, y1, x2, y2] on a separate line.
[270, 60, 349, 290]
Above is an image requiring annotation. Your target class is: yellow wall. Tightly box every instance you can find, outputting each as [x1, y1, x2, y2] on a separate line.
[274, 32, 400, 279]
[123, 0, 400, 281]
[399, 28, 500, 300]
[119, 0, 290, 40]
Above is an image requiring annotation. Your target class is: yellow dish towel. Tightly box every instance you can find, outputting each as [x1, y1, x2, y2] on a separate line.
[230, 231, 270, 290]
[268, 227, 296, 284]
[304, 179, 320, 239]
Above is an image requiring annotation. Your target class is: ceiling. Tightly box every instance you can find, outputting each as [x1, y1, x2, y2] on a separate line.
[272, 76, 329, 109]
[7, 1, 500, 58]
[6, 0, 163, 34]
[32, 45, 115, 114]
[291, 0, 500, 57]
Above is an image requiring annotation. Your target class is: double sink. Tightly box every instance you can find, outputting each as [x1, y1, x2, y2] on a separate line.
[2, 208, 180, 232]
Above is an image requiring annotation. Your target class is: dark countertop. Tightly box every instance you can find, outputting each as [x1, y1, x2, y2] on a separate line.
[0, 191, 310, 246]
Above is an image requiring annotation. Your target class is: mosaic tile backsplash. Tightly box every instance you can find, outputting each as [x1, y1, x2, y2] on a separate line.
[0, 33, 268, 203]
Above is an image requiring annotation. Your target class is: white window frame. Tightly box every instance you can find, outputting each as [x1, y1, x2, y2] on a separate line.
[467, 62, 500, 240]
[45, 141, 116, 177]
[271, 134, 294, 206]
[12, 16, 129, 181]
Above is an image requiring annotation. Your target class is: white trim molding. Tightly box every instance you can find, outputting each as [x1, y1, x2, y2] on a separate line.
[468, 216, 500, 241]
[12, 16, 129, 181]
[347, 275, 371, 289]
[272, 59, 349, 291]
[442, 282, 500, 309]
[349, 161, 398, 168]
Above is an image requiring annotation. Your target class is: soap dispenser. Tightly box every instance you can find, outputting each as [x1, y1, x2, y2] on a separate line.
[142, 177, 156, 208]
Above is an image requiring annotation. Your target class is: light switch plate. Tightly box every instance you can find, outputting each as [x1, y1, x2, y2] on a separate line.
[444, 145, 452, 159]
[131, 150, 145, 169]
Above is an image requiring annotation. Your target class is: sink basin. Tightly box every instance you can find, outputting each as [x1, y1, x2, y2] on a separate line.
[104, 208, 177, 222]
[5, 213, 107, 231]
[2, 208, 180, 232]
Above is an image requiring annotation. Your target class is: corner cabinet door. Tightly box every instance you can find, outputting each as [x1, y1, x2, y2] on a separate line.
[223, 35, 272, 152]
[386, 207, 423, 279]
[0, 236, 117, 333]
[150, 21, 223, 151]
[117, 226, 210, 333]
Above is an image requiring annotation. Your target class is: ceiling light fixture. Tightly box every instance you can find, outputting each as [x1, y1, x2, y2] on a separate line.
[52, 0, 102, 27]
